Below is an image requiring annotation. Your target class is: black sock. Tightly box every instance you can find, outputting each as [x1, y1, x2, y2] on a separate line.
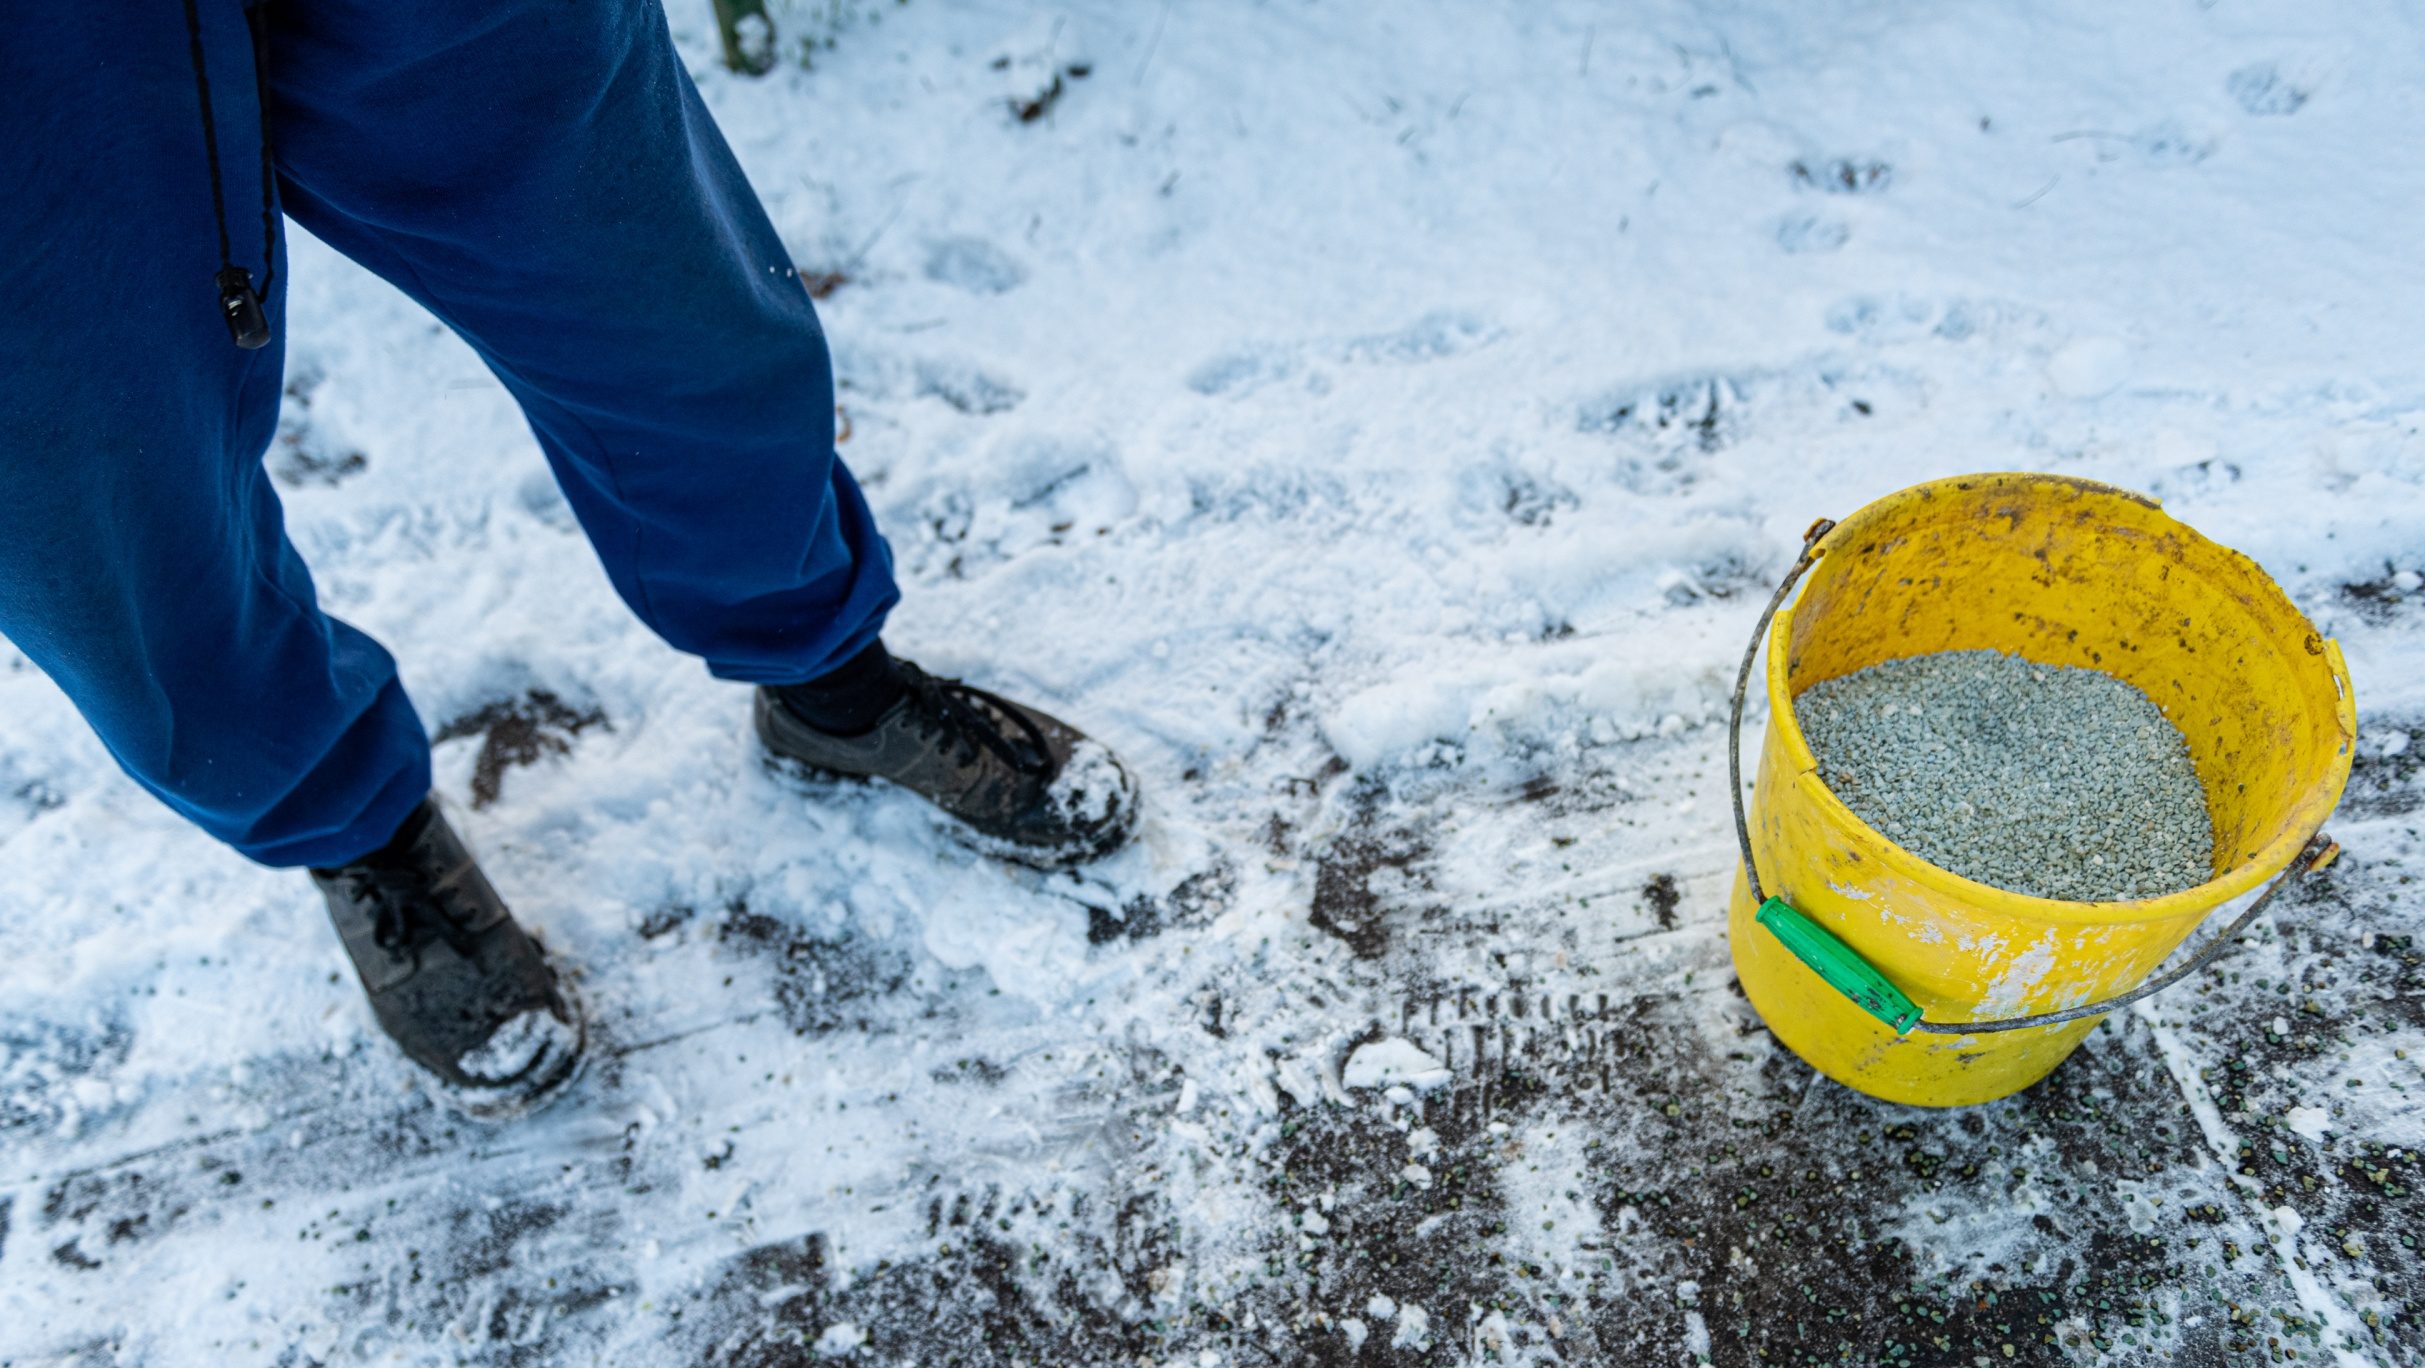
[774, 640, 907, 736]
[316, 797, 437, 875]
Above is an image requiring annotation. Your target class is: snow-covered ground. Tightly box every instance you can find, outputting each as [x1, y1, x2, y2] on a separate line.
[7, 1, 2425, 1363]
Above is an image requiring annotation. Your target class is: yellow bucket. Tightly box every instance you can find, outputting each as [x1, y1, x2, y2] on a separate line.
[1727, 472, 2356, 1107]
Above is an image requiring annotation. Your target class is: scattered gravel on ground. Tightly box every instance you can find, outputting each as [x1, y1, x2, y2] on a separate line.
[1793, 649, 2214, 901]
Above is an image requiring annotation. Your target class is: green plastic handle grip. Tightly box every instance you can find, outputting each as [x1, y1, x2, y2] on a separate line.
[1755, 897, 1923, 1035]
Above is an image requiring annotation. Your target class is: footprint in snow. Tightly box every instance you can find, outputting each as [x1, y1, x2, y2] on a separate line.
[2227, 62, 2310, 117]
[922, 237, 1027, 296]
[1789, 157, 1893, 195]
[1336, 310, 1499, 366]
[1775, 213, 1850, 255]
[914, 358, 1025, 415]
[1185, 310, 1496, 401]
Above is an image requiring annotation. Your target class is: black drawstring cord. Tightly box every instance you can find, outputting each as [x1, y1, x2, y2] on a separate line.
[246, 3, 278, 300]
[179, 0, 234, 280]
[182, 0, 274, 350]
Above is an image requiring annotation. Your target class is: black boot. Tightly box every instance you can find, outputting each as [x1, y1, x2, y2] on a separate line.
[311, 799, 585, 1117]
[757, 659, 1140, 868]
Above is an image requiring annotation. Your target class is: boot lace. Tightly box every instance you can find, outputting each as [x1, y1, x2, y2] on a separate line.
[330, 863, 486, 961]
[898, 664, 1057, 779]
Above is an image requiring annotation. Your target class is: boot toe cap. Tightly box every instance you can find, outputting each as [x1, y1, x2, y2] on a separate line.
[1000, 736, 1140, 866]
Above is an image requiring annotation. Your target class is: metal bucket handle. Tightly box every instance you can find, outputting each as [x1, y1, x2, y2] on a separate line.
[1728, 518, 2340, 1037]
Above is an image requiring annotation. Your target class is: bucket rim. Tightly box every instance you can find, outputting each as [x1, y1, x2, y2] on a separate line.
[1760, 470, 2357, 928]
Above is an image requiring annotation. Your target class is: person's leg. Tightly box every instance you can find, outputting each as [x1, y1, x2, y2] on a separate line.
[259, 0, 1135, 867]
[263, 0, 899, 687]
[0, 2, 430, 868]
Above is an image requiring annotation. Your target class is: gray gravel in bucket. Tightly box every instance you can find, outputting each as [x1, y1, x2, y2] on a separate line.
[1792, 650, 2214, 902]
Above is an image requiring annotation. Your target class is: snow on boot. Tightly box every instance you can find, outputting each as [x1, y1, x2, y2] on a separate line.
[757, 660, 1140, 868]
[311, 799, 585, 1118]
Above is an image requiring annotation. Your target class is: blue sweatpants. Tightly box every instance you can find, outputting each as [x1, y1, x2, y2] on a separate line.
[0, 0, 898, 866]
